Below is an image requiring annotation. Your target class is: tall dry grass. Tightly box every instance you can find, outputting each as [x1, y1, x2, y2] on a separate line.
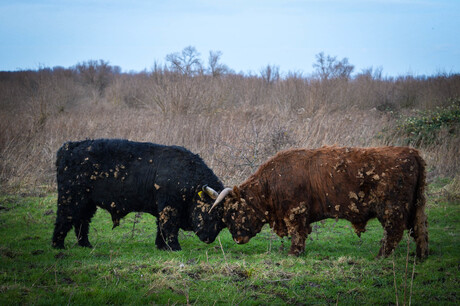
[0, 66, 459, 193]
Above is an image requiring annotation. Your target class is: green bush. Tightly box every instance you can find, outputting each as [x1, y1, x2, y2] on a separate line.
[396, 98, 460, 146]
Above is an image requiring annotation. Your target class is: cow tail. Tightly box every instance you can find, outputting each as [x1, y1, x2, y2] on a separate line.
[56, 145, 65, 169]
[412, 152, 429, 259]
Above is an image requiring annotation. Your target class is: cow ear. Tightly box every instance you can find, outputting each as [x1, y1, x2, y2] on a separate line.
[232, 186, 241, 199]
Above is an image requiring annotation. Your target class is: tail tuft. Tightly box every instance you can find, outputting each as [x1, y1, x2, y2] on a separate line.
[412, 150, 429, 259]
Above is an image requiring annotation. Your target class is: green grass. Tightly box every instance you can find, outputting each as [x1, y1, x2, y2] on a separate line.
[0, 185, 458, 305]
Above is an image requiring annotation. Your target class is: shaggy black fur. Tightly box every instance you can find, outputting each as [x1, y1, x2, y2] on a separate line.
[52, 139, 225, 251]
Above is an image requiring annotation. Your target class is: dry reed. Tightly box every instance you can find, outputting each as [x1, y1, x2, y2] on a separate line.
[0, 67, 459, 193]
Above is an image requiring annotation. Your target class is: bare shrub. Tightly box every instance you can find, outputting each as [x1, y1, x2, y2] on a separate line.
[1, 57, 459, 192]
[260, 64, 280, 85]
[74, 60, 119, 96]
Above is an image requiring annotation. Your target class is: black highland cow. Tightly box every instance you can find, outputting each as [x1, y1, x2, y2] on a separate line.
[52, 139, 225, 251]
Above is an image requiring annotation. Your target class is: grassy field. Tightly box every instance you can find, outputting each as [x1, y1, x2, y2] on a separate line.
[0, 179, 458, 305]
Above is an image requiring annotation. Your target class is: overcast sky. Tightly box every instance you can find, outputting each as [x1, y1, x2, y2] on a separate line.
[1, 0, 459, 77]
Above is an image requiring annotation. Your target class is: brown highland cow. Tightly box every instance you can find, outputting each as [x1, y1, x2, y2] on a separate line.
[212, 146, 429, 258]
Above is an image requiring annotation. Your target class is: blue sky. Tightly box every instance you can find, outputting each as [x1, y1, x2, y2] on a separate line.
[1, 0, 459, 77]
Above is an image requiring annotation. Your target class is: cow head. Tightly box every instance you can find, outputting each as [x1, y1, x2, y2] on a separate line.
[191, 185, 226, 244]
[210, 186, 265, 244]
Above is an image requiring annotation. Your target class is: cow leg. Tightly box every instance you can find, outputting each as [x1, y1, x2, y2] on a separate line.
[286, 220, 308, 256]
[410, 204, 429, 259]
[352, 221, 367, 238]
[410, 221, 429, 259]
[412, 229, 428, 259]
[52, 201, 73, 249]
[74, 220, 92, 248]
[155, 219, 168, 250]
[52, 217, 73, 249]
[73, 201, 97, 248]
[156, 206, 181, 251]
[289, 231, 307, 256]
[378, 222, 404, 258]
[155, 221, 181, 251]
[284, 211, 309, 256]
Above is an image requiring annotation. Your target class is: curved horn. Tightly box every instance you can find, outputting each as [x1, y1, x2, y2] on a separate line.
[209, 187, 233, 212]
[203, 185, 219, 200]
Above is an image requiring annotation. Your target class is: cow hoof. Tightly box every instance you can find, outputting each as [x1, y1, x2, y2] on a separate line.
[157, 244, 181, 251]
[169, 245, 182, 251]
[78, 242, 93, 248]
[156, 243, 168, 250]
[52, 243, 65, 249]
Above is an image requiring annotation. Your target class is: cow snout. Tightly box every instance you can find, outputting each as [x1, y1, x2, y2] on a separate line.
[234, 236, 250, 244]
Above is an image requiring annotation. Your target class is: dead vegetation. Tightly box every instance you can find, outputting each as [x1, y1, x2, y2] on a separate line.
[0, 56, 459, 193]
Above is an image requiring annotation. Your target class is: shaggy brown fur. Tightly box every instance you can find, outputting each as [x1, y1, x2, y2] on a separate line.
[217, 146, 429, 258]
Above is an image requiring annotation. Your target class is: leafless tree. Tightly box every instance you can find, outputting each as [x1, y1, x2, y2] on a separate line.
[165, 46, 203, 76]
[358, 66, 384, 80]
[260, 64, 280, 85]
[313, 52, 354, 81]
[74, 59, 119, 94]
[208, 50, 230, 77]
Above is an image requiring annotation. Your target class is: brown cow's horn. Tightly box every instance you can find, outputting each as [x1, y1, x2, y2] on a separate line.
[203, 185, 219, 200]
[209, 187, 232, 212]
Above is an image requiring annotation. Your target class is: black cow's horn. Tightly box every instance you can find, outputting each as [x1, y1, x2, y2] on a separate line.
[203, 185, 219, 199]
[209, 187, 232, 212]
